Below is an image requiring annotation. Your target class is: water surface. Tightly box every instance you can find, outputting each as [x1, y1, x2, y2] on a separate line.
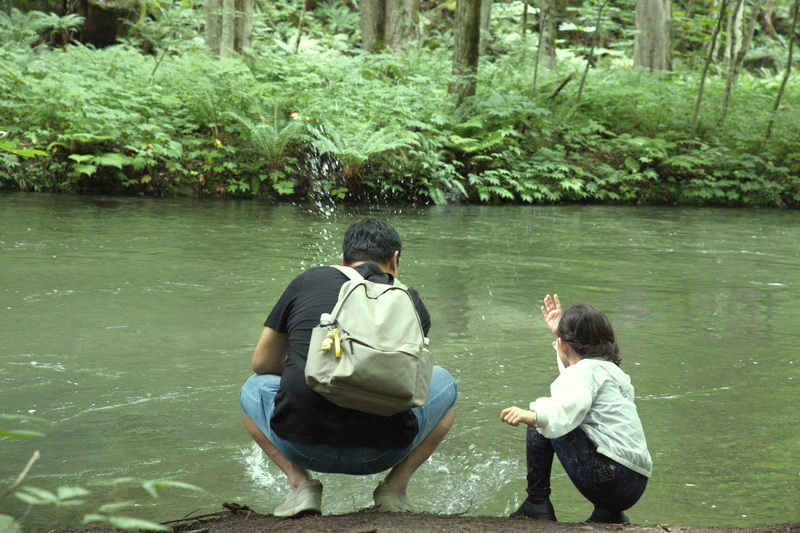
[1, 194, 797, 529]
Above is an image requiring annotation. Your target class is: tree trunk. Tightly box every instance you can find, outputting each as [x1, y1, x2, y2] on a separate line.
[530, 4, 546, 97]
[205, 0, 222, 54]
[219, 0, 236, 57]
[633, 0, 672, 70]
[577, 0, 610, 102]
[360, 0, 386, 52]
[723, 0, 744, 66]
[522, 0, 529, 39]
[720, 0, 766, 124]
[450, 0, 482, 101]
[479, 0, 492, 54]
[733, 0, 763, 83]
[691, 0, 729, 136]
[765, 0, 800, 140]
[540, 0, 558, 68]
[236, 0, 254, 52]
[76, 0, 122, 48]
[205, 0, 253, 57]
[761, 0, 777, 37]
[385, 0, 420, 50]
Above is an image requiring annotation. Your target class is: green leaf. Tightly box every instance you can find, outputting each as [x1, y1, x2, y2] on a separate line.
[0, 429, 45, 438]
[0, 140, 47, 158]
[15, 487, 59, 505]
[141, 480, 204, 499]
[111, 477, 139, 484]
[71, 163, 97, 176]
[8, 148, 47, 157]
[14, 492, 48, 505]
[58, 500, 87, 507]
[57, 487, 90, 500]
[559, 179, 585, 192]
[68, 154, 96, 163]
[0, 514, 22, 533]
[0, 414, 47, 423]
[95, 153, 132, 168]
[98, 501, 136, 513]
[107, 516, 171, 531]
[273, 180, 295, 195]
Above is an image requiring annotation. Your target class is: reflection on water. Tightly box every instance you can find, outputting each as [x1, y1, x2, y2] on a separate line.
[1, 194, 798, 529]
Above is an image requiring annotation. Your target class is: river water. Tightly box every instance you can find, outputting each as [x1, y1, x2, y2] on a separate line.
[1, 193, 797, 529]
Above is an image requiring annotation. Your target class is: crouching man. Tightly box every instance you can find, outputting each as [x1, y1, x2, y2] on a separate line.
[240, 218, 458, 517]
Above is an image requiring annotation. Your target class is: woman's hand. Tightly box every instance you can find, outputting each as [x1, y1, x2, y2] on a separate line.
[500, 406, 537, 427]
[541, 293, 562, 336]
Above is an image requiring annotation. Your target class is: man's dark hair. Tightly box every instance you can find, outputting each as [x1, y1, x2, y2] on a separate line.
[557, 304, 621, 366]
[342, 218, 402, 265]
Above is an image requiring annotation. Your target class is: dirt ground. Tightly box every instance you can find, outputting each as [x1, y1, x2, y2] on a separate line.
[82, 503, 797, 533]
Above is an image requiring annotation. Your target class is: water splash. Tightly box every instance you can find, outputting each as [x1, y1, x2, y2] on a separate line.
[422, 449, 522, 515]
[299, 143, 342, 268]
[241, 442, 282, 494]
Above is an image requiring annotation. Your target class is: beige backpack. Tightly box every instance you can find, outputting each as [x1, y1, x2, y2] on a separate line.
[305, 266, 432, 416]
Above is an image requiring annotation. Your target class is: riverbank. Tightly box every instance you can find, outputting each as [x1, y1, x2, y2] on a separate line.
[99, 504, 800, 533]
[3, 5, 800, 207]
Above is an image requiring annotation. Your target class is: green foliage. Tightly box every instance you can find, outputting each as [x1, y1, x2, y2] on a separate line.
[14, 486, 90, 507]
[228, 106, 306, 194]
[0, 514, 22, 533]
[0, 9, 83, 47]
[0, 414, 47, 438]
[1, 414, 203, 532]
[107, 477, 204, 499]
[311, 121, 417, 180]
[83, 513, 171, 532]
[1, 2, 799, 205]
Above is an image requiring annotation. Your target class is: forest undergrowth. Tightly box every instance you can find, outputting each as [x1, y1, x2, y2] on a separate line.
[1, 1, 799, 206]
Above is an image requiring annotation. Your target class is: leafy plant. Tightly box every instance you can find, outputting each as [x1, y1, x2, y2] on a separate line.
[0, 9, 83, 47]
[1, 414, 203, 532]
[310, 121, 417, 180]
[228, 106, 306, 195]
[0, 133, 47, 159]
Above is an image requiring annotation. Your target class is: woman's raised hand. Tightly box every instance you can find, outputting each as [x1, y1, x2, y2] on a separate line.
[541, 293, 562, 335]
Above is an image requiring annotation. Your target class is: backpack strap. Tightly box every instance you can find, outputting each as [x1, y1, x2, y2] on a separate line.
[330, 265, 364, 281]
[331, 265, 407, 289]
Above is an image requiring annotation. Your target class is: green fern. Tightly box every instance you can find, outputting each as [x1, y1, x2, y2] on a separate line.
[311, 121, 416, 179]
[228, 107, 305, 176]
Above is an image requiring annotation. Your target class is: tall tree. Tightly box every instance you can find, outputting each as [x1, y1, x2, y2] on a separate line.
[765, 0, 800, 139]
[539, 0, 560, 68]
[723, 0, 745, 65]
[386, 0, 420, 49]
[692, 0, 729, 135]
[577, 0, 610, 102]
[633, 0, 672, 70]
[450, 0, 482, 101]
[479, 0, 492, 54]
[720, 0, 765, 123]
[205, 0, 253, 57]
[359, 0, 420, 52]
[360, 0, 385, 52]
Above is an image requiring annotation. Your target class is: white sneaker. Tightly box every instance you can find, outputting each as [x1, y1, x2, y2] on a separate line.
[373, 482, 419, 513]
[273, 479, 323, 518]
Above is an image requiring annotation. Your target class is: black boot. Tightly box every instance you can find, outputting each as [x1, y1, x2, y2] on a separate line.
[509, 498, 557, 521]
[586, 507, 629, 524]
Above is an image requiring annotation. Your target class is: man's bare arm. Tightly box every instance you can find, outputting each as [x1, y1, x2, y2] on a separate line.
[252, 327, 289, 375]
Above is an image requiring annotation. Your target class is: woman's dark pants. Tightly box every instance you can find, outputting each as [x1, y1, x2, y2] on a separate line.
[524, 426, 648, 512]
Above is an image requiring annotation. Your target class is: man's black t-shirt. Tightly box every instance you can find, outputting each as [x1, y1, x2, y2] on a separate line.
[265, 262, 432, 449]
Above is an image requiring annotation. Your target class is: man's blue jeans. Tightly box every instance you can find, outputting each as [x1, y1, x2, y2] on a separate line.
[240, 366, 457, 475]
[524, 426, 648, 511]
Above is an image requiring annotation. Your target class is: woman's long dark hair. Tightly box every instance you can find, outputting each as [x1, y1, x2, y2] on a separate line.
[556, 304, 621, 366]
